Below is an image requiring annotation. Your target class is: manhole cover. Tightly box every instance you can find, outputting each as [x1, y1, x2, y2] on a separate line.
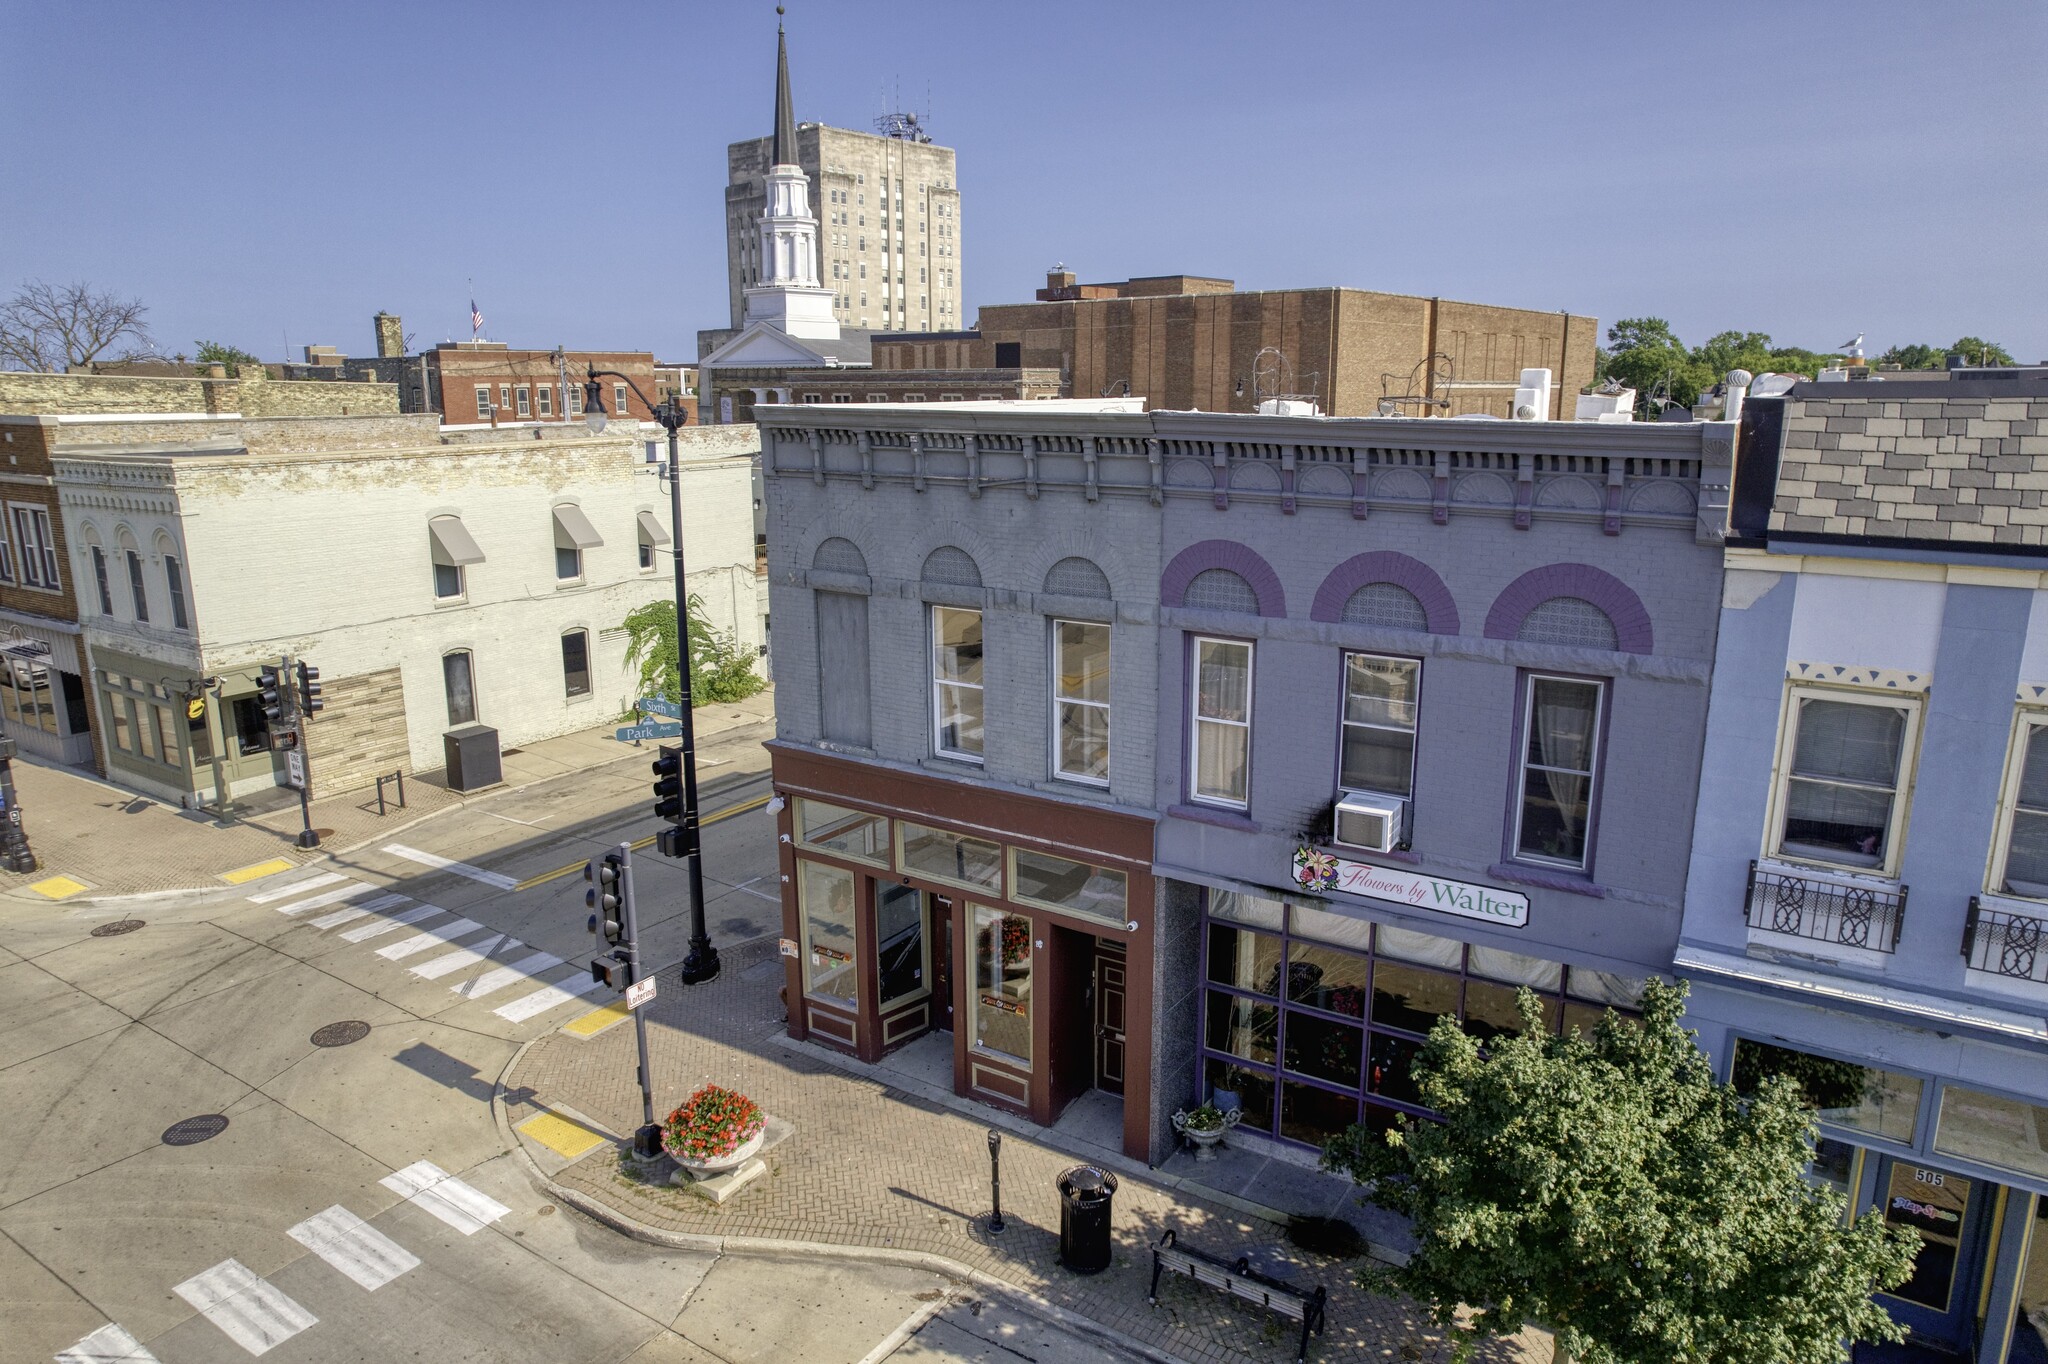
[162, 1114, 229, 1146]
[310, 1020, 370, 1048]
[90, 920, 145, 938]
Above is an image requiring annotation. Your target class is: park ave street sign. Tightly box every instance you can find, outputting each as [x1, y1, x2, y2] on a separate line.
[616, 720, 684, 742]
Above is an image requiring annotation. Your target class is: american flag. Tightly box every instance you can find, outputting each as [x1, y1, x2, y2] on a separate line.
[470, 298, 483, 336]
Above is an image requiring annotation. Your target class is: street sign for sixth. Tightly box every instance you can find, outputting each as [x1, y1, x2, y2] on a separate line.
[615, 720, 684, 743]
[637, 696, 682, 719]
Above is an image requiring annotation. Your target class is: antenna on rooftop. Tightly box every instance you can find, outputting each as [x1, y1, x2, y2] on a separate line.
[875, 75, 931, 141]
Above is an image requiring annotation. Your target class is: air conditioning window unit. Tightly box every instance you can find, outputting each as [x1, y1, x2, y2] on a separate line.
[1334, 793, 1405, 854]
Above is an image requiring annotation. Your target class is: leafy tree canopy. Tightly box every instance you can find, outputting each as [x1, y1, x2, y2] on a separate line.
[1593, 317, 1845, 419]
[193, 340, 263, 373]
[1877, 338, 2018, 369]
[620, 595, 764, 710]
[1323, 979, 1918, 1364]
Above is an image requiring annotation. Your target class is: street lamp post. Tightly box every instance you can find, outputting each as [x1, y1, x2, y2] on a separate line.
[583, 369, 720, 986]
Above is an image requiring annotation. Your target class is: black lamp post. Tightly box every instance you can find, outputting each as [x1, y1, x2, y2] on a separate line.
[583, 369, 720, 986]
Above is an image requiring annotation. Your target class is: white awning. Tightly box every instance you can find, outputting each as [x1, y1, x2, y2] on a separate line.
[637, 510, 670, 545]
[429, 516, 484, 566]
[553, 504, 604, 549]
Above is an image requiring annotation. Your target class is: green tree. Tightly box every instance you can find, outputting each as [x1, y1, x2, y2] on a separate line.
[193, 340, 262, 374]
[1950, 336, 2017, 367]
[1598, 317, 1697, 418]
[620, 595, 764, 709]
[1322, 980, 1918, 1364]
[1876, 343, 1945, 370]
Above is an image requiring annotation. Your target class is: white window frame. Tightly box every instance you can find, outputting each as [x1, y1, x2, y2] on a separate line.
[164, 552, 189, 630]
[0, 517, 14, 583]
[1763, 685, 1921, 880]
[1511, 672, 1606, 871]
[536, 384, 553, 417]
[9, 505, 59, 590]
[515, 385, 530, 417]
[1189, 635, 1253, 810]
[89, 544, 111, 612]
[125, 547, 149, 622]
[474, 385, 492, 418]
[614, 382, 629, 416]
[1051, 618, 1111, 787]
[567, 384, 584, 415]
[1987, 709, 2048, 900]
[930, 603, 984, 763]
[1340, 652, 1421, 799]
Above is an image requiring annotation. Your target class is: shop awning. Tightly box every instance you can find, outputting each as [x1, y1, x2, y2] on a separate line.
[429, 515, 485, 566]
[637, 510, 670, 544]
[553, 504, 604, 549]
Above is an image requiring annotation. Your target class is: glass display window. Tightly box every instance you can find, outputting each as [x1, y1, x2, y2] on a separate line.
[798, 860, 858, 1006]
[971, 904, 1032, 1063]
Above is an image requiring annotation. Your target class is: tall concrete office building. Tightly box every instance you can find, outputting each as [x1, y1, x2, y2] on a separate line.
[724, 107, 961, 335]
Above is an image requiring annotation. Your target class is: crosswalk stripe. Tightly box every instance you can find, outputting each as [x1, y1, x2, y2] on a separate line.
[246, 872, 344, 905]
[338, 903, 443, 943]
[308, 892, 410, 931]
[173, 1258, 317, 1356]
[493, 969, 603, 1022]
[286, 1205, 420, 1291]
[455, 949, 561, 1000]
[376, 917, 485, 961]
[57, 1322, 160, 1362]
[381, 843, 518, 891]
[411, 933, 504, 980]
[273, 882, 376, 917]
[380, 1160, 510, 1235]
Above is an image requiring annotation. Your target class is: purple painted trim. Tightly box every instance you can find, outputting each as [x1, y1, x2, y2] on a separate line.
[1168, 802, 1260, 833]
[1309, 552, 1461, 633]
[1483, 563, 1653, 654]
[1160, 540, 1288, 618]
[1488, 862, 1608, 899]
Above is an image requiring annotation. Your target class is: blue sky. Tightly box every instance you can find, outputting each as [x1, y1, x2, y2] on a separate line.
[3, 1, 2042, 365]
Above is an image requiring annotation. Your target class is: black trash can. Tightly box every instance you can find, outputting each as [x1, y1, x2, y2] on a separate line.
[1056, 1165, 1118, 1274]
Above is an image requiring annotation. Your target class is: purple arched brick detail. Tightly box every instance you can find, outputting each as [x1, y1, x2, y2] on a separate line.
[1483, 563, 1653, 655]
[1309, 552, 1460, 634]
[1160, 539, 1288, 618]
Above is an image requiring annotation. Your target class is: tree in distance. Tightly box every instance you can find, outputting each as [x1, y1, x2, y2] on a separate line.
[1597, 318, 1841, 418]
[620, 595, 765, 710]
[1878, 338, 2018, 369]
[0, 280, 155, 371]
[1322, 979, 1918, 1364]
[193, 340, 264, 374]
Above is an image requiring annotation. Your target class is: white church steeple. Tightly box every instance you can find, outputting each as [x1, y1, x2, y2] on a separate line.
[742, 13, 839, 340]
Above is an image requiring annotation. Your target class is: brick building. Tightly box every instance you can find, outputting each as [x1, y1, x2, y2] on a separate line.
[757, 394, 1732, 1162]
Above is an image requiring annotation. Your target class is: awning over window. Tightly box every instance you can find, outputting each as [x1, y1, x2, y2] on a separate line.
[553, 504, 603, 549]
[429, 515, 485, 566]
[636, 510, 670, 545]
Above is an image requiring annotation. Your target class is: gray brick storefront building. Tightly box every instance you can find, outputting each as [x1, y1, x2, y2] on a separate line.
[758, 397, 1731, 1163]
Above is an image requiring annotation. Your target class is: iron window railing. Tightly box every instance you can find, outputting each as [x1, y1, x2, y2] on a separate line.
[1962, 897, 2048, 984]
[1744, 860, 1906, 954]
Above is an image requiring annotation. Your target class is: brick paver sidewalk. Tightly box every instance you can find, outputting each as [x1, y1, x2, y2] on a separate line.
[506, 936, 1553, 1364]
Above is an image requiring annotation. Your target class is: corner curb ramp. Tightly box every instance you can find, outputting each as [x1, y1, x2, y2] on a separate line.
[490, 1031, 1189, 1364]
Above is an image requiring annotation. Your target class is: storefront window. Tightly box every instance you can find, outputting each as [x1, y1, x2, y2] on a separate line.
[1, 658, 58, 735]
[876, 884, 927, 1007]
[1010, 847, 1126, 923]
[1733, 1039, 1922, 1145]
[1283, 1012, 1362, 1087]
[898, 820, 1001, 893]
[1281, 1080, 1357, 1148]
[1935, 1085, 2048, 1182]
[1284, 942, 1369, 1018]
[972, 904, 1031, 1062]
[1209, 889, 1283, 931]
[799, 860, 858, 1006]
[796, 798, 890, 866]
[1207, 922, 1282, 994]
[2009, 1197, 2048, 1362]
[1372, 961, 1460, 1036]
[1204, 993, 1276, 1064]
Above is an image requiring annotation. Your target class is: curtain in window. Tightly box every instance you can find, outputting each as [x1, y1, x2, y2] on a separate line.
[1522, 678, 1598, 863]
[1782, 699, 1905, 864]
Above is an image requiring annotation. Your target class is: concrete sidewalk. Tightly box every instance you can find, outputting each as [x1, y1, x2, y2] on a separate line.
[2, 688, 777, 905]
[502, 936, 1554, 1364]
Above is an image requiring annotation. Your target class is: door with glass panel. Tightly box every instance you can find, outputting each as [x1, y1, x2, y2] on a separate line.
[875, 883, 932, 1048]
[1873, 1157, 1993, 1353]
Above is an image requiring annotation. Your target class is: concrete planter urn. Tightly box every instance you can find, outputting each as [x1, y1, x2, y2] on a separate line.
[1172, 1103, 1242, 1160]
[662, 1084, 767, 1174]
[669, 1127, 765, 1174]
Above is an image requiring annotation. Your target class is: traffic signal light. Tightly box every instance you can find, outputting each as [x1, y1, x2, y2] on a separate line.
[651, 745, 682, 824]
[585, 851, 625, 945]
[297, 661, 323, 715]
[257, 664, 286, 724]
[591, 951, 631, 991]
[656, 826, 685, 860]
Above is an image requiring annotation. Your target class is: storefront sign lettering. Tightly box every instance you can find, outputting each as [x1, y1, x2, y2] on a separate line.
[979, 994, 1025, 1016]
[810, 944, 852, 965]
[1292, 845, 1530, 928]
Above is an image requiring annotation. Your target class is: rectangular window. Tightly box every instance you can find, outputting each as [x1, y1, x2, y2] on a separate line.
[972, 904, 1032, 1062]
[91, 546, 113, 614]
[126, 550, 149, 623]
[897, 819, 1001, 893]
[1514, 674, 1603, 869]
[930, 604, 983, 760]
[799, 859, 859, 1005]
[555, 545, 581, 581]
[498, 384, 511, 411]
[1340, 654, 1419, 797]
[11, 508, 58, 588]
[568, 384, 583, 415]
[232, 695, 269, 755]
[1994, 717, 2048, 898]
[474, 385, 491, 417]
[443, 651, 477, 726]
[1009, 847, 1127, 924]
[136, 699, 159, 760]
[1191, 637, 1252, 808]
[1731, 1038, 1922, 1144]
[817, 591, 871, 747]
[1053, 619, 1110, 784]
[165, 555, 189, 630]
[515, 386, 530, 417]
[560, 629, 590, 698]
[795, 798, 889, 866]
[154, 706, 181, 767]
[1771, 689, 1917, 874]
[188, 706, 212, 764]
[0, 521, 12, 581]
[1934, 1084, 2048, 1182]
[107, 693, 133, 752]
[536, 384, 552, 416]
[434, 562, 463, 601]
[615, 382, 629, 416]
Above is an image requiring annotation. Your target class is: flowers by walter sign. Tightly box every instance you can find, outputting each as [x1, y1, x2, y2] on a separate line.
[1292, 845, 1530, 928]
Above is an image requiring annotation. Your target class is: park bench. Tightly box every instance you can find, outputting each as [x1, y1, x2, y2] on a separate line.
[1147, 1227, 1328, 1362]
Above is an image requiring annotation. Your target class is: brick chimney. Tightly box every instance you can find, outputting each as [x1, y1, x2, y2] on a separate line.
[373, 312, 405, 358]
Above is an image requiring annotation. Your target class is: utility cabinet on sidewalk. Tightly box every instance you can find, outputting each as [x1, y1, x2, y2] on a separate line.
[443, 724, 502, 792]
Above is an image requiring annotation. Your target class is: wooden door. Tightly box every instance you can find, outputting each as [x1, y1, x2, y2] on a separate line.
[1094, 950, 1127, 1095]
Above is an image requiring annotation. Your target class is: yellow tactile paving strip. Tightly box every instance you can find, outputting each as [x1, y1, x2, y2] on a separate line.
[221, 857, 297, 885]
[517, 1111, 608, 1160]
[28, 875, 89, 900]
[562, 1000, 632, 1039]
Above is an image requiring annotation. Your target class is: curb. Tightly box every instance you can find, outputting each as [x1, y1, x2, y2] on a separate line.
[490, 1035, 1189, 1364]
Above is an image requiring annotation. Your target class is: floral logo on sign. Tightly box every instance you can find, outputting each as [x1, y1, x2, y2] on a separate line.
[1293, 844, 1338, 892]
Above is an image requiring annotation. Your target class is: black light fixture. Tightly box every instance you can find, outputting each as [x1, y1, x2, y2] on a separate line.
[583, 376, 608, 432]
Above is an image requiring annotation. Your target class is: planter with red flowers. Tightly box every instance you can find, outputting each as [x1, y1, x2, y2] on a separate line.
[662, 1084, 767, 1174]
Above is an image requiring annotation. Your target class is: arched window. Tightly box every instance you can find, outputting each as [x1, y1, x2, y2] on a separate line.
[922, 545, 982, 588]
[1184, 568, 1260, 615]
[1517, 597, 1619, 651]
[1341, 583, 1428, 632]
[1045, 556, 1111, 599]
[813, 537, 869, 577]
[156, 533, 190, 631]
[561, 629, 591, 698]
[443, 650, 477, 726]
